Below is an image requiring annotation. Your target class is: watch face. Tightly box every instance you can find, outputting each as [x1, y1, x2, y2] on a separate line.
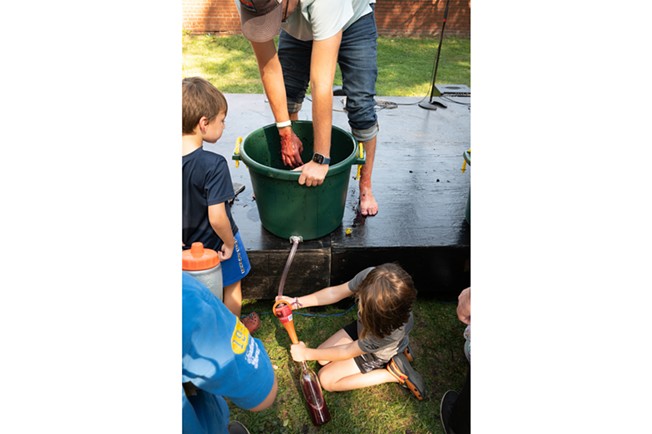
[313, 153, 329, 164]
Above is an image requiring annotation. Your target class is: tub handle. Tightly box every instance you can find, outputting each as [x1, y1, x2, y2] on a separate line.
[232, 136, 243, 167]
[354, 142, 366, 179]
[461, 148, 471, 173]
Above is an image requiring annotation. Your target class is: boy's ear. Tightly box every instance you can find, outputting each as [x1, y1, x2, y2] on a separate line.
[198, 116, 209, 134]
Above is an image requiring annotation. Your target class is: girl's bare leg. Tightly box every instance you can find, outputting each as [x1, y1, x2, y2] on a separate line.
[315, 328, 398, 392]
[316, 328, 354, 365]
[318, 358, 398, 392]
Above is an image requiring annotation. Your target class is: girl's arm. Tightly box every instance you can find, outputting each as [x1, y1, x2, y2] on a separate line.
[278, 282, 353, 310]
[208, 203, 235, 261]
[291, 340, 364, 363]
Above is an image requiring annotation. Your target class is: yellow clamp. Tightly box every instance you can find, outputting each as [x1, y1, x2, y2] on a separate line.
[234, 136, 243, 168]
[355, 142, 364, 180]
[461, 147, 471, 173]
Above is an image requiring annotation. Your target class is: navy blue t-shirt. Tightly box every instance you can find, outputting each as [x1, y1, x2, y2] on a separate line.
[182, 148, 238, 251]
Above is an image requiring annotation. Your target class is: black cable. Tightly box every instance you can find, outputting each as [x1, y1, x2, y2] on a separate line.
[441, 95, 471, 106]
[306, 96, 400, 112]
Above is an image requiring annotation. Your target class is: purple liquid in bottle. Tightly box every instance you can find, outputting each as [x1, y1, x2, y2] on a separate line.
[300, 366, 331, 426]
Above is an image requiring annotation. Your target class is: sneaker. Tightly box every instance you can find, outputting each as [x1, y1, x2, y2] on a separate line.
[228, 420, 251, 434]
[387, 352, 426, 400]
[440, 390, 459, 434]
[241, 312, 260, 334]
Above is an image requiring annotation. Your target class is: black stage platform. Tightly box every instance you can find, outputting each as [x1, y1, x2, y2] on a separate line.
[209, 93, 471, 299]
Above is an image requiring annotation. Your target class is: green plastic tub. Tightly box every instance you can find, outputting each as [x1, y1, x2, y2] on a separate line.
[233, 121, 365, 240]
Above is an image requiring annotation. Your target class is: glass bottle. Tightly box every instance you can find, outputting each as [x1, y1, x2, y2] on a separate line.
[273, 300, 331, 426]
[299, 362, 331, 426]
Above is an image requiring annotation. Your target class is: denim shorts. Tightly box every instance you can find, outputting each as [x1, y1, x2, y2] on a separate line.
[278, 11, 379, 142]
[221, 231, 251, 287]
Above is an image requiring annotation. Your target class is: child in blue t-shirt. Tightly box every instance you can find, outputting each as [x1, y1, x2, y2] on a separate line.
[182, 272, 277, 434]
[182, 77, 259, 332]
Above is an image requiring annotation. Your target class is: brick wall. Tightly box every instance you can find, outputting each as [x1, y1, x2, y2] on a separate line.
[374, 0, 470, 36]
[183, 0, 470, 37]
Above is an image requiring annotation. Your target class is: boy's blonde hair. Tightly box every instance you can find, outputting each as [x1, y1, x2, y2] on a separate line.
[182, 77, 228, 134]
[355, 263, 417, 339]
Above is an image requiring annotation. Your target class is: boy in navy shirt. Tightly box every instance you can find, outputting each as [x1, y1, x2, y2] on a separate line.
[182, 77, 259, 332]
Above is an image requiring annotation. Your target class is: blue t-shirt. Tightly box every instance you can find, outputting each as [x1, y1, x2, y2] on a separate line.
[182, 148, 239, 251]
[182, 273, 275, 434]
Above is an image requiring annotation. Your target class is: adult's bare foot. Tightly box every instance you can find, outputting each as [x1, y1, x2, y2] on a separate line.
[359, 188, 378, 216]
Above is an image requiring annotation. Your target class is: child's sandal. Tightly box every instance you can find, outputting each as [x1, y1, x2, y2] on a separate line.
[241, 312, 261, 334]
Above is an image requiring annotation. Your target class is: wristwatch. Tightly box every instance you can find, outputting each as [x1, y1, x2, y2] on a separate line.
[312, 153, 331, 165]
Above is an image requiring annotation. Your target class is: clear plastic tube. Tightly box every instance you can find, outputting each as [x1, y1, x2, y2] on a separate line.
[277, 236, 302, 298]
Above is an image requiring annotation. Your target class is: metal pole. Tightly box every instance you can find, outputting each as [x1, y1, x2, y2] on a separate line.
[419, 0, 451, 110]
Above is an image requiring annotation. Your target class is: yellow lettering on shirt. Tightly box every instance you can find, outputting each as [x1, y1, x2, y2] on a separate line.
[231, 319, 250, 354]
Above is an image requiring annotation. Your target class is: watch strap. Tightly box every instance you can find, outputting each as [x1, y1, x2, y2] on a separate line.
[312, 153, 331, 165]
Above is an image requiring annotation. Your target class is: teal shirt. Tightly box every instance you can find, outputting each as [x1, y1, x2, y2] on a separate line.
[282, 0, 372, 41]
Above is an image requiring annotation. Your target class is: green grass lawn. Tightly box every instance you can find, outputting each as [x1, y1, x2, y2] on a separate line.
[230, 297, 468, 434]
[182, 31, 471, 433]
[182, 33, 470, 96]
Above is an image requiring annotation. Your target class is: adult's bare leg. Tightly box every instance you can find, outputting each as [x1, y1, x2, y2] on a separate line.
[359, 135, 378, 216]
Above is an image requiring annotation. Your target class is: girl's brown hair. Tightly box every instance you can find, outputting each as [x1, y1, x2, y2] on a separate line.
[182, 77, 228, 134]
[355, 263, 417, 339]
